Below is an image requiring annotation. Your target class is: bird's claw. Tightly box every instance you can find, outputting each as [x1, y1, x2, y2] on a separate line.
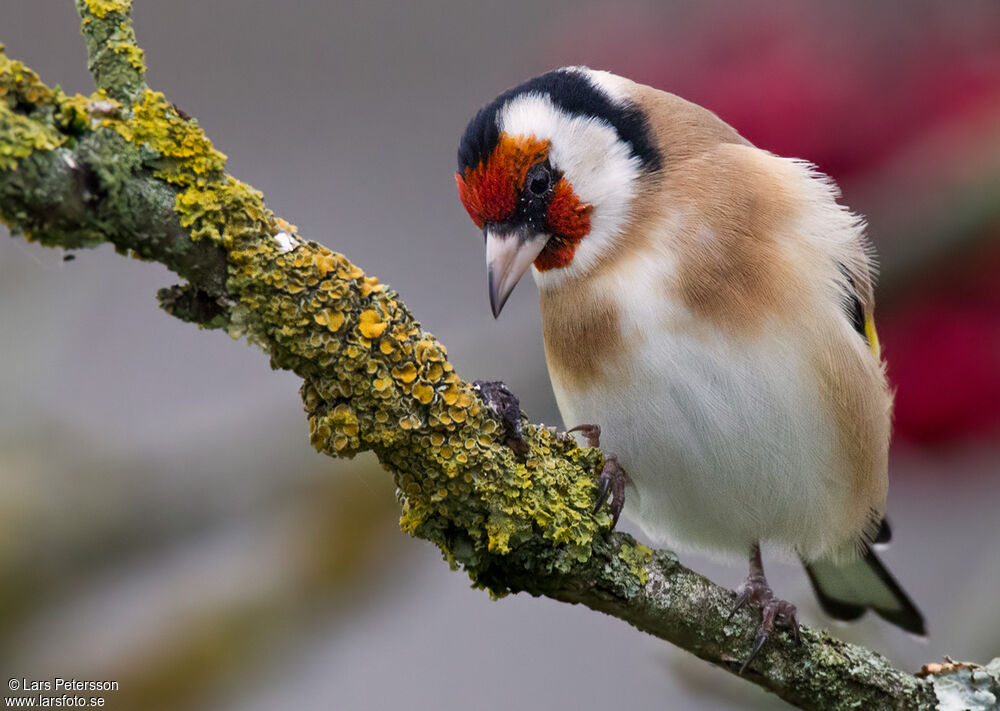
[594, 453, 628, 527]
[594, 472, 612, 512]
[567, 423, 601, 448]
[569, 424, 628, 528]
[730, 574, 801, 674]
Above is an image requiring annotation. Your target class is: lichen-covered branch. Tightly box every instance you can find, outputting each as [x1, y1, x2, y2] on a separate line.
[76, 0, 146, 102]
[1, 4, 996, 710]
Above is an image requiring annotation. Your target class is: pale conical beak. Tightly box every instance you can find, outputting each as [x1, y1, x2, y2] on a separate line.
[486, 228, 549, 318]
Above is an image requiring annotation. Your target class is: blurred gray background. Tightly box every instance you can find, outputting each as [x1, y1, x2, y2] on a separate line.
[2, 2, 999, 710]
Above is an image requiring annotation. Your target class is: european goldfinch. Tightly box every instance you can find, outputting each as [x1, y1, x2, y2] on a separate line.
[455, 67, 925, 663]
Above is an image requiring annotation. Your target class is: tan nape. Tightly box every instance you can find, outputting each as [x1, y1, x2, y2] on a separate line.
[630, 83, 750, 164]
[664, 143, 810, 335]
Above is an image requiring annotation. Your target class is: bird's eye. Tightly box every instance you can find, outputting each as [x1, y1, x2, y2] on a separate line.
[526, 164, 551, 197]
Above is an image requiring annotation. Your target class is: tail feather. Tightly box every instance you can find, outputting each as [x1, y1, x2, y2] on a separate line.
[803, 546, 925, 636]
[873, 517, 892, 544]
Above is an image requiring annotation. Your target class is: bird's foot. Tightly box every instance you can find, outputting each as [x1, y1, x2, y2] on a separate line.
[730, 573, 801, 673]
[568, 424, 628, 527]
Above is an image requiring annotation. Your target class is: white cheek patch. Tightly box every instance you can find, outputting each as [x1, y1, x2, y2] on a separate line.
[497, 91, 642, 287]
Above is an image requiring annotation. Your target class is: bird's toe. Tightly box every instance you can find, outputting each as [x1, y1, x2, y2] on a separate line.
[732, 575, 800, 673]
[567, 423, 602, 448]
[594, 453, 628, 528]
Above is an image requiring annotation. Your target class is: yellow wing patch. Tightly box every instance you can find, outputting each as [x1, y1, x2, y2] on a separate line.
[864, 317, 881, 359]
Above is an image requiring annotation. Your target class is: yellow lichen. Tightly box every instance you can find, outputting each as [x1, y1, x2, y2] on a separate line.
[108, 91, 226, 186]
[314, 252, 336, 275]
[617, 543, 653, 586]
[83, 0, 132, 19]
[358, 309, 387, 339]
[440, 383, 460, 406]
[0, 50, 78, 169]
[359, 276, 382, 298]
[412, 383, 435, 405]
[391, 362, 418, 384]
[1, 51, 53, 107]
[108, 21, 145, 71]
[0, 104, 64, 170]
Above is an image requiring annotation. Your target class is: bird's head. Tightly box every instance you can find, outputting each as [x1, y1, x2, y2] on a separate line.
[456, 67, 662, 316]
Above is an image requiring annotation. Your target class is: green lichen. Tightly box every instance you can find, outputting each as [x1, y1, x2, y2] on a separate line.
[617, 542, 652, 586]
[107, 21, 145, 72]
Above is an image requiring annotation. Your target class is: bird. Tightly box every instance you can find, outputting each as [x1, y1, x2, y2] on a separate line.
[454, 66, 925, 667]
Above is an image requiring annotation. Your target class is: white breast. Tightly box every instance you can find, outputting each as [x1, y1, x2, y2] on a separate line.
[546, 258, 858, 563]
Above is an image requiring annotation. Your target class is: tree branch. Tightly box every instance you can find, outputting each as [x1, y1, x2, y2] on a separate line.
[1, 5, 995, 709]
